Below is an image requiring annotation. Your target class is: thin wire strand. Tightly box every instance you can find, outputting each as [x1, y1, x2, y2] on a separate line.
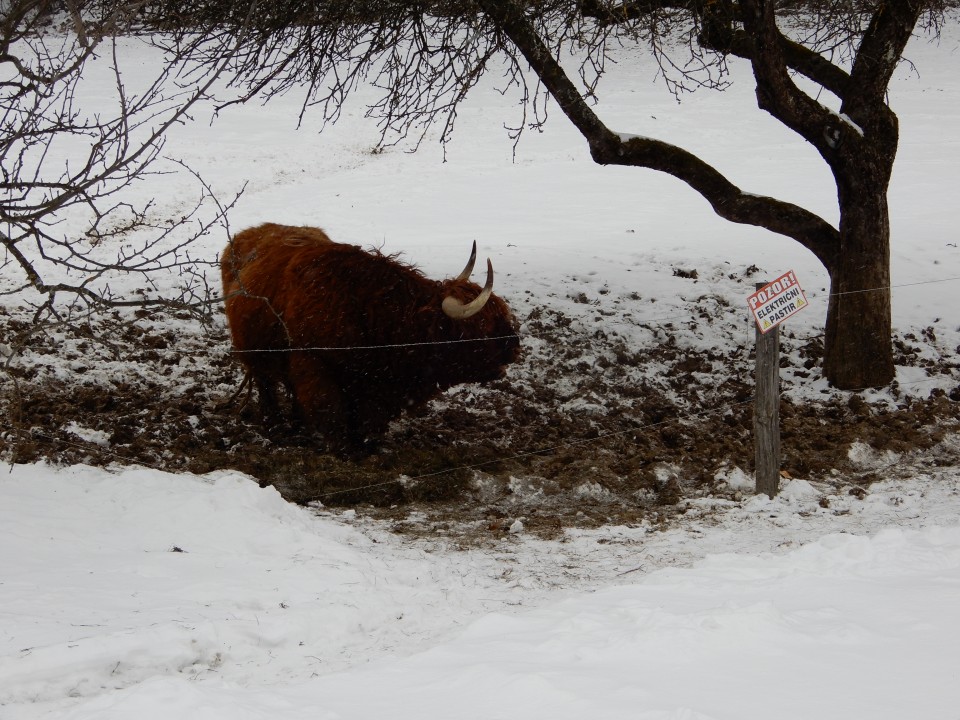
[10, 273, 946, 358]
[228, 334, 522, 353]
[311, 398, 759, 500]
[309, 374, 953, 501]
[8, 373, 950, 502]
[218, 273, 960, 354]
[5, 272, 958, 492]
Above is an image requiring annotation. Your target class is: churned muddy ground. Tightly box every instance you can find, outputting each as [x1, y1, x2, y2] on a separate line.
[2, 296, 958, 542]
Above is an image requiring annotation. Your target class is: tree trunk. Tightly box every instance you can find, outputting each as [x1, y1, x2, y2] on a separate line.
[475, 0, 904, 391]
[822, 182, 895, 389]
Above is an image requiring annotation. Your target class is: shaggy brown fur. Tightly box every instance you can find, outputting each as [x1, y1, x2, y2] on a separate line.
[221, 223, 521, 453]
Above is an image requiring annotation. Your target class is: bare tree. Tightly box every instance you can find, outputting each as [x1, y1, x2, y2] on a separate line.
[0, 0, 241, 359]
[152, 0, 951, 389]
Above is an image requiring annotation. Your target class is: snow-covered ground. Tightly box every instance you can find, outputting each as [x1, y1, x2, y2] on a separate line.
[3, 459, 960, 720]
[2, 17, 960, 720]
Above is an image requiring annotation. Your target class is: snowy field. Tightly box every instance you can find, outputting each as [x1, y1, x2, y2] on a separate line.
[2, 17, 960, 720]
[3, 460, 960, 719]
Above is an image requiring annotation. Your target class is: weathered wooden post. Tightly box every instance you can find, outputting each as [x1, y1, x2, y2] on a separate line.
[747, 272, 807, 499]
[754, 281, 781, 498]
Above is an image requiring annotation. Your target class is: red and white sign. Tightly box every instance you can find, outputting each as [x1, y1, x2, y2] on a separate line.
[748, 270, 808, 333]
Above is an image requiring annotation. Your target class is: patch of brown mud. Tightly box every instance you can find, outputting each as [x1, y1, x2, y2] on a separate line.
[2, 305, 958, 543]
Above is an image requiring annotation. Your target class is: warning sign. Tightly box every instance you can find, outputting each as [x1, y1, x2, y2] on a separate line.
[748, 270, 808, 333]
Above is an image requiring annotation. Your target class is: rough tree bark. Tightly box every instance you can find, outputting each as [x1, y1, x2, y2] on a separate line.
[735, 0, 917, 387]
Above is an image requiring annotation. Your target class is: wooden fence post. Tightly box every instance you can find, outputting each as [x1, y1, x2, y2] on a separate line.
[754, 282, 781, 498]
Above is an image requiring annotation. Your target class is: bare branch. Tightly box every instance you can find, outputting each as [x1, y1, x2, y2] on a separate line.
[0, 0, 248, 354]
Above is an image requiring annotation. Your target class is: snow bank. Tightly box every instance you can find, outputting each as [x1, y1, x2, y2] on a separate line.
[3, 463, 960, 720]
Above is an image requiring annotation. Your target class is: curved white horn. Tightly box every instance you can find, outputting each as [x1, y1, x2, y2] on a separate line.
[442, 258, 494, 320]
[454, 240, 477, 281]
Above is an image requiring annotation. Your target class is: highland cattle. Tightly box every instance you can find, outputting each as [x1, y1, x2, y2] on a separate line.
[221, 223, 520, 453]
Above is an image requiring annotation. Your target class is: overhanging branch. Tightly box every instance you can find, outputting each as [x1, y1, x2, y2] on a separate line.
[481, 0, 839, 270]
[598, 135, 839, 270]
